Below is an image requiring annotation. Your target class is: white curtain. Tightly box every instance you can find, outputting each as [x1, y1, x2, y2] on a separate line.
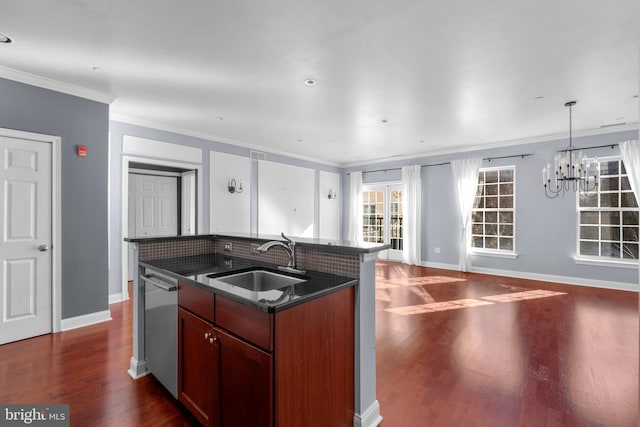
[348, 171, 363, 243]
[402, 165, 422, 265]
[451, 158, 482, 272]
[619, 140, 640, 287]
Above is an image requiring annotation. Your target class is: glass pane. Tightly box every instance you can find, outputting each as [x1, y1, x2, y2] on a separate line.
[472, 223, 483, 234]
[622, 243, 638, 259]
[579, 194, 597, 208]
[600, 211, 620, 225]
[580, 241, 599, 256]
[621, 176, 632, 191]
[599, 177, 619, 191]
[499, 238, 513, 250]
[472, 236, 483, 248]
[600, 160, 619, 176]
[623, 211, 639, 225]
[580, 211, 598, 224]
[499, 212, 513, 223]
[485, 224, 498, 236]
[485, 211, 497, 223]
[499, 224, 513, 237]
[620, 192, 638, 208]
[485, 237, 498, 249]
[485, 184, 498, 196]
[623, 227, 639, 242]
[486, 197, 498, 208]
[600, 226, 620, 241]
[600, 242, 620, 258]
[600, 193, 619, 208]
[499, 169, 513, 182]
[474, 196, 484, 208]
[499, 183, 513, 195]
[472, 211, 483, 222]
[499, 196, 513, 208]
[485, 171, 499, 183]
[476, 185, 485, 197]
[621, 161, 627, 174]
[477, 171, 485, 184]
[580, 226, 599, 240]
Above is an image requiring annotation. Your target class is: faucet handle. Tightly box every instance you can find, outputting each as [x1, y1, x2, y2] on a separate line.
[281, 232, 293, 245]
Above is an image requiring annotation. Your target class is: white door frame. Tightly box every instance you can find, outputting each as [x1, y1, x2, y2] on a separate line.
[120, 156, 203, 300]
[363, 182, 403, 261]
[0, 127, 62, 333]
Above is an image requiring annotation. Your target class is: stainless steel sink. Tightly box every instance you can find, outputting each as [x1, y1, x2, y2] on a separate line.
[212, 269, 305, 291]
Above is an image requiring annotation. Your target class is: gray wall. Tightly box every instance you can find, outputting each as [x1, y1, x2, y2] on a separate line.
[108, 121, 341, 295]
[0, 77, 109, 319]
[343, 129, 639, 287]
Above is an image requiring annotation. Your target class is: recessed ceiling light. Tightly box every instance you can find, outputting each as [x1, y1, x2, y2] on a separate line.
[534, 96, 544, 100]
[380, 119, 388, 124]
[297, 139, 303, 143]
[633, 94, 639, 99]
[215, 116, 224, 121]
[0, 33, 13, 43]
[419, 140, 425, 144]
[304, 78, 316, 86]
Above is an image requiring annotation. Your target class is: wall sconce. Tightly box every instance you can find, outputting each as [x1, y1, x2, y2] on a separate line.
[327, 189, 337, 199]
[227, 178, 243, 194]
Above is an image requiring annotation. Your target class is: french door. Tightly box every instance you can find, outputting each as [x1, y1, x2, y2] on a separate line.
[362, 184, 403, 261]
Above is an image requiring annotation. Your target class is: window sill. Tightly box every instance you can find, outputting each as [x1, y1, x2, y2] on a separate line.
[470, 250, 518, 259]
[575, 257, 639, 269]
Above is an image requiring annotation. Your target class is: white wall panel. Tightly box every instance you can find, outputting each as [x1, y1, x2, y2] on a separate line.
[319, 171, 341, 240]
[258, 161, 314, 237]
[210, 152, 251, 233]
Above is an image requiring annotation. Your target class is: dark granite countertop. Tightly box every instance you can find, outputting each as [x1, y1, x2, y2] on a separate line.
[140, 254, 357, 313]
[126, 232, 390, 254]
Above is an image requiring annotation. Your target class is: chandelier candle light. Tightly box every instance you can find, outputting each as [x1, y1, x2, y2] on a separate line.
[543, 101, 599, 199]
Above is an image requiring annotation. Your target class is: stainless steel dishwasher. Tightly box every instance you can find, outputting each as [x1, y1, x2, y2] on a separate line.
[142, 267, 178, 398]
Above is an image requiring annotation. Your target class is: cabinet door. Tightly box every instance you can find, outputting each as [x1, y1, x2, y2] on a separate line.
[218, 327, 273, 427]
[178, 308, 220, 427]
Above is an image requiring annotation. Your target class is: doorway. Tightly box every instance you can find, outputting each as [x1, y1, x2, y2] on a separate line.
[121, 157, 201, 300]
[363, 183, 403, 261]
[0, 129, 62, 344]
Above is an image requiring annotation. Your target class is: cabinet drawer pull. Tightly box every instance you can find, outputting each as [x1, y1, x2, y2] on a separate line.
[210, 336, 218, 344]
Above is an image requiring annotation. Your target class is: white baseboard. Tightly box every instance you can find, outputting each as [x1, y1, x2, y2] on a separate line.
[470, 266, 639, 292]
[128, 357, 150, 380]
[109, 293, 124, 304]
[418, 261, 637, 292]
[61, 309, 112, 331]
[420, 261, 459, 271]
[354, 400, 383, 427]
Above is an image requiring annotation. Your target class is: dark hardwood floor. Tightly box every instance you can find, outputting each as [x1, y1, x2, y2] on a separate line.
[0, 263, 637, 426]
[375, 261, 638, 427]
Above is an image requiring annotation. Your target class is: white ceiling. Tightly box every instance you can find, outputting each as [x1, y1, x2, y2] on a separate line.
[1, 0, 638, 165]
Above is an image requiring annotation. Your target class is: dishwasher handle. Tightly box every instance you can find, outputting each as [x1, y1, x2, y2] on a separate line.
[142, 274, 178, 292]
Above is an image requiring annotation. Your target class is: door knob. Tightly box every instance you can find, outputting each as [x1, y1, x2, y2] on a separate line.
[38, 244, 50, 252]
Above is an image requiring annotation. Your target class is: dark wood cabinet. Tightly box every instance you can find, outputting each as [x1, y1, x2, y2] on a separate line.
[178, 280, 354, 427]
[177, 307, 220, 427]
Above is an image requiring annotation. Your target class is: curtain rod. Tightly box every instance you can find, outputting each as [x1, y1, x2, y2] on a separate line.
[347, 153, 533, 175]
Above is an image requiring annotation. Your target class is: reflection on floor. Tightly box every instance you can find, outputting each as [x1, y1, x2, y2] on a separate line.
[384, 288, 567, 315]
[375, 261, 639, 427]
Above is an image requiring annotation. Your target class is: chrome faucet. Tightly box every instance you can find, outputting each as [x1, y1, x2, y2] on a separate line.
[256, 233, 305, 274]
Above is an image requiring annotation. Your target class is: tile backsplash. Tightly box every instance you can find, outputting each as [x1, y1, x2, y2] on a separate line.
[135, 236, 360, 278]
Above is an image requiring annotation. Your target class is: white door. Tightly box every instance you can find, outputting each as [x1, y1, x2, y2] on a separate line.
[362, 184, 404, 261]
[0, 136, 52, 344]
[132, 174, 178, 237]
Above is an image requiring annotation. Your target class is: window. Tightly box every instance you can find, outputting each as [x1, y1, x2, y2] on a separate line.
[471, 166, 515, 252]
[578, 157, 639, 261]
[362, 185, 403, 254]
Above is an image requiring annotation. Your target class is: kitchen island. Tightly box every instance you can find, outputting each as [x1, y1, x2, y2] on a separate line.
[126, 233, 388, 427]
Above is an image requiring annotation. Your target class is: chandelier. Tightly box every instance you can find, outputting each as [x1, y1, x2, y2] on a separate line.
[543, 101, 599, 198]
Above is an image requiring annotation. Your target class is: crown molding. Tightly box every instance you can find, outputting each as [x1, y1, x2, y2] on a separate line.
[110, 112, 342, 168]
[0, 65, 116, 104]
[340, 122, 639, 168]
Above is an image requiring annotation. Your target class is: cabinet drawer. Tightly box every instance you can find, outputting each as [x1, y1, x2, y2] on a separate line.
[215, 295, 273, 352]
[178, 280, 215, 322]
